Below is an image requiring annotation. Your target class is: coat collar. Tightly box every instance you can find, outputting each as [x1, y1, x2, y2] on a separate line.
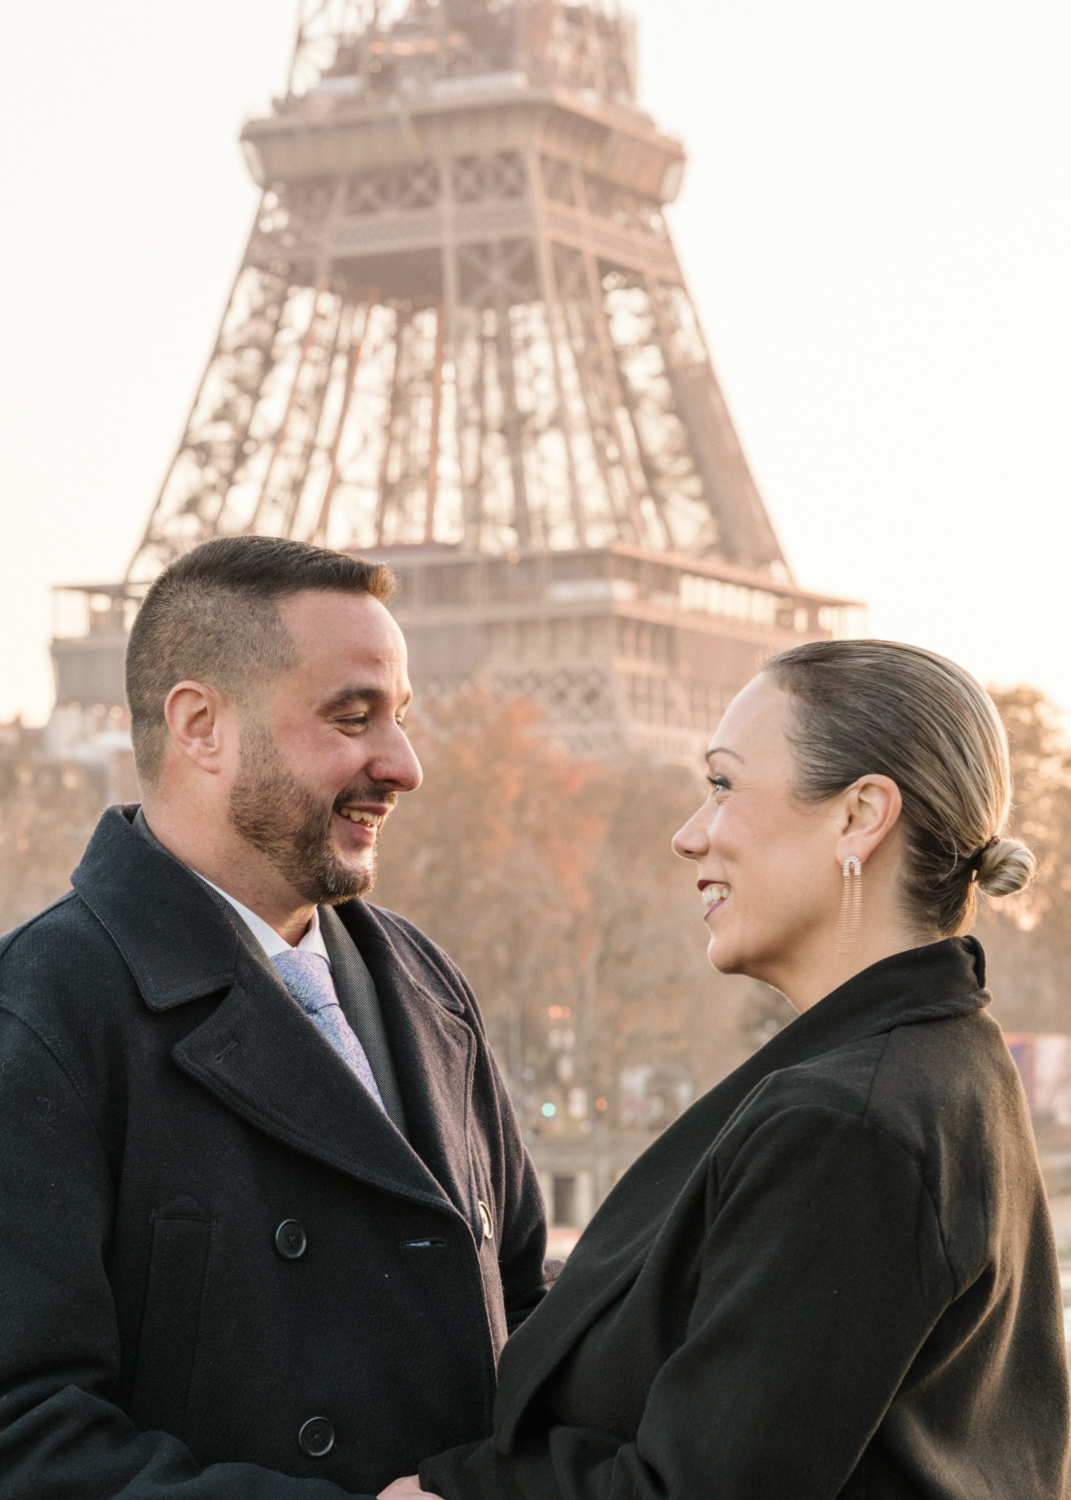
[724, 935, 991, 1103]
[72, 806, 476, 1222]
[494, 936, 991, 1445]
[655, 934, 992, 1195]
[72, 805, 241, 1008]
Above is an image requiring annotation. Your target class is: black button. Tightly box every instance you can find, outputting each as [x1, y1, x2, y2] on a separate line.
[298, 1416, 335, 1458]
[275, 1220, 307, 1260]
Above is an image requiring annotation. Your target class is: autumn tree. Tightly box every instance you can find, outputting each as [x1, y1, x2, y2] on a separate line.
[375, 690, 600, 1087]
[373, 691, 761, 1135]
[977, 686, 1071, 1033]
[0, 724, 105, 932]
[567, 753, 771, 1129]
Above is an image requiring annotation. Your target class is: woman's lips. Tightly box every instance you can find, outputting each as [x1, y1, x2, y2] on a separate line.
[700, 883, 730, 918]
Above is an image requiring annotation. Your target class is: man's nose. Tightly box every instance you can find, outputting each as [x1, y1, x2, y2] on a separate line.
[367, 723, 423, 792]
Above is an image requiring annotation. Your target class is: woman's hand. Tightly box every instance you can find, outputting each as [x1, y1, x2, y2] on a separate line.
[378, 1476, 429, 1498]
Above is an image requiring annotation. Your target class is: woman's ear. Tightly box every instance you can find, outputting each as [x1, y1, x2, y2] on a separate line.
[836, 775, 902, 868]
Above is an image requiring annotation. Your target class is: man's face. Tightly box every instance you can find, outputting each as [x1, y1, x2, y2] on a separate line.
[228, 590, 422, 905]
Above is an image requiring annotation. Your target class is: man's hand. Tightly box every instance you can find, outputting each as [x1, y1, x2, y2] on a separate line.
[378, 1476, 429, 1498]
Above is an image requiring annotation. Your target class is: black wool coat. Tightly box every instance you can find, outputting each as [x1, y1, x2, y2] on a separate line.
[421, 939, 1071, 1500]
[0, 806, 547, 1499]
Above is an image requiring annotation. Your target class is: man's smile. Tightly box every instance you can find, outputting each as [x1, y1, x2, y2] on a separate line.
[334, 802, 392, 849]
[338, 808, 385, 829]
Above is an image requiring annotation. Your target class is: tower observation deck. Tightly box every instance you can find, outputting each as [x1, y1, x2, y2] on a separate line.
[52, 0, 862, 762]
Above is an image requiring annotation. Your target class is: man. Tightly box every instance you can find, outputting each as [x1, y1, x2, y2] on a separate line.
[0, 537, 547, 1499]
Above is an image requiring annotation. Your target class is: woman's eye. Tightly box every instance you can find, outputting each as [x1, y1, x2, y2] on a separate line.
[706, 775, 732, 793]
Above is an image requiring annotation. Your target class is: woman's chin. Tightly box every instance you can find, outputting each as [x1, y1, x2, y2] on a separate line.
[706, 926, 773, 983]
[706, 935, 746, 977]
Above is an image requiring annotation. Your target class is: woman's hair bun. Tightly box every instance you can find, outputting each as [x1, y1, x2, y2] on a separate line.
[975, 837, 1035, 898]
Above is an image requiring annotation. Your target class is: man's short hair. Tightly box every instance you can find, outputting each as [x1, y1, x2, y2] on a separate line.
[125, 536, 395, 785]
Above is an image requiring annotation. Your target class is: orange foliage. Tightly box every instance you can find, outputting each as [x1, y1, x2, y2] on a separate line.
[374, 691, 758, 1133]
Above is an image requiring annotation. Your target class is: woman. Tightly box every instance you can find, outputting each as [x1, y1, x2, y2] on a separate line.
[386, 640, 1069, 1500]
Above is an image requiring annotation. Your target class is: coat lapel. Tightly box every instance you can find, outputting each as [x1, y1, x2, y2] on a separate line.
[72, 807, 463, 1216]
[335, 900, 480, 1228]
[171, 946, 455, 1212]
[319, 905, 409, 1136]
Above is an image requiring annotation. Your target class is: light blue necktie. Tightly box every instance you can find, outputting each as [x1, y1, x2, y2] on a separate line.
[272, 949, 386, 1112]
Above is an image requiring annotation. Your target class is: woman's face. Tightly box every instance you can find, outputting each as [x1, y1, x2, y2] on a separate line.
[672, 673, 845, 990]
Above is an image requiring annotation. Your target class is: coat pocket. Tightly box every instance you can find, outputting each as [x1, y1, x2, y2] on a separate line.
[128, 1195, 213, 1440]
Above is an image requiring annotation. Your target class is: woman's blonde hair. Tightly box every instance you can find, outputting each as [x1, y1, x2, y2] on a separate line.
[765, 640, 1035, 935]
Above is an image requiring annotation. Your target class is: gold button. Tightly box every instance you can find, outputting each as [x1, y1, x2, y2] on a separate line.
[478, 1200, 493, 1242]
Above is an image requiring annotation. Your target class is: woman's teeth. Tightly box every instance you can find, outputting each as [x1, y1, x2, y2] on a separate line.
[702, 884, 730, 915]
[340, 809, 383, 829]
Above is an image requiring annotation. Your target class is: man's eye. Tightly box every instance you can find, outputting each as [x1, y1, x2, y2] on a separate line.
[338, 716, 369, 730]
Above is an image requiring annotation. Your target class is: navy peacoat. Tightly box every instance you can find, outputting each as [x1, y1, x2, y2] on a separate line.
[0, 805, 547, 1498]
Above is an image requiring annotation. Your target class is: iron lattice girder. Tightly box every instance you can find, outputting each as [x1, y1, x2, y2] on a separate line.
[285, 2, 641, 120]
[241, 87, 683, 206]
[128, 16, 785, 583]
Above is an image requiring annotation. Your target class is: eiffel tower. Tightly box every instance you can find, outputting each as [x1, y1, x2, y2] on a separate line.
[51, 0, 860, 763]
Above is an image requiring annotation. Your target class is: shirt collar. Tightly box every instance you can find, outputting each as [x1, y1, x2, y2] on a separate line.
[129, 805, 332, 968]
[196, 876, 332, 968]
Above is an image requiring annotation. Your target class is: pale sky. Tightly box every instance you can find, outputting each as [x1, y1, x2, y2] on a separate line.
[1, 1, 1068, 724]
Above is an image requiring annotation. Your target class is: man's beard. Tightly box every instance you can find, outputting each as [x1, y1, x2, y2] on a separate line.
[228, 720, 395, 906]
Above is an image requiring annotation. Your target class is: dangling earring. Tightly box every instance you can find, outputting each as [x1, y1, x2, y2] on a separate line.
[835, 856, 863, 954]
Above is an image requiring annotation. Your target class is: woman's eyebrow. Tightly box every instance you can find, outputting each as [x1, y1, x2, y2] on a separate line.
[706, 747, 745, 765]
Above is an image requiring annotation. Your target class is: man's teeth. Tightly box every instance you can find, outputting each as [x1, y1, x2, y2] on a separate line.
[340, 809, 383, 828]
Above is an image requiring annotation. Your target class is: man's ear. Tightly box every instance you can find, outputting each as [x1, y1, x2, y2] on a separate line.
[835, 774, 902, 868]
[164, 680, 232, 775]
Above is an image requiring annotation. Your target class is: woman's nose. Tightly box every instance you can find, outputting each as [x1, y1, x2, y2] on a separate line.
[672, 809, 709, 861]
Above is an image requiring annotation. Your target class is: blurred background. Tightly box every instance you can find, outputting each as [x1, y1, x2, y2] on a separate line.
[1, 0, 1070, 1261]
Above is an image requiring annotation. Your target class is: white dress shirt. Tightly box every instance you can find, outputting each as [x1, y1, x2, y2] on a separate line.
[197, 876, 334, 969]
